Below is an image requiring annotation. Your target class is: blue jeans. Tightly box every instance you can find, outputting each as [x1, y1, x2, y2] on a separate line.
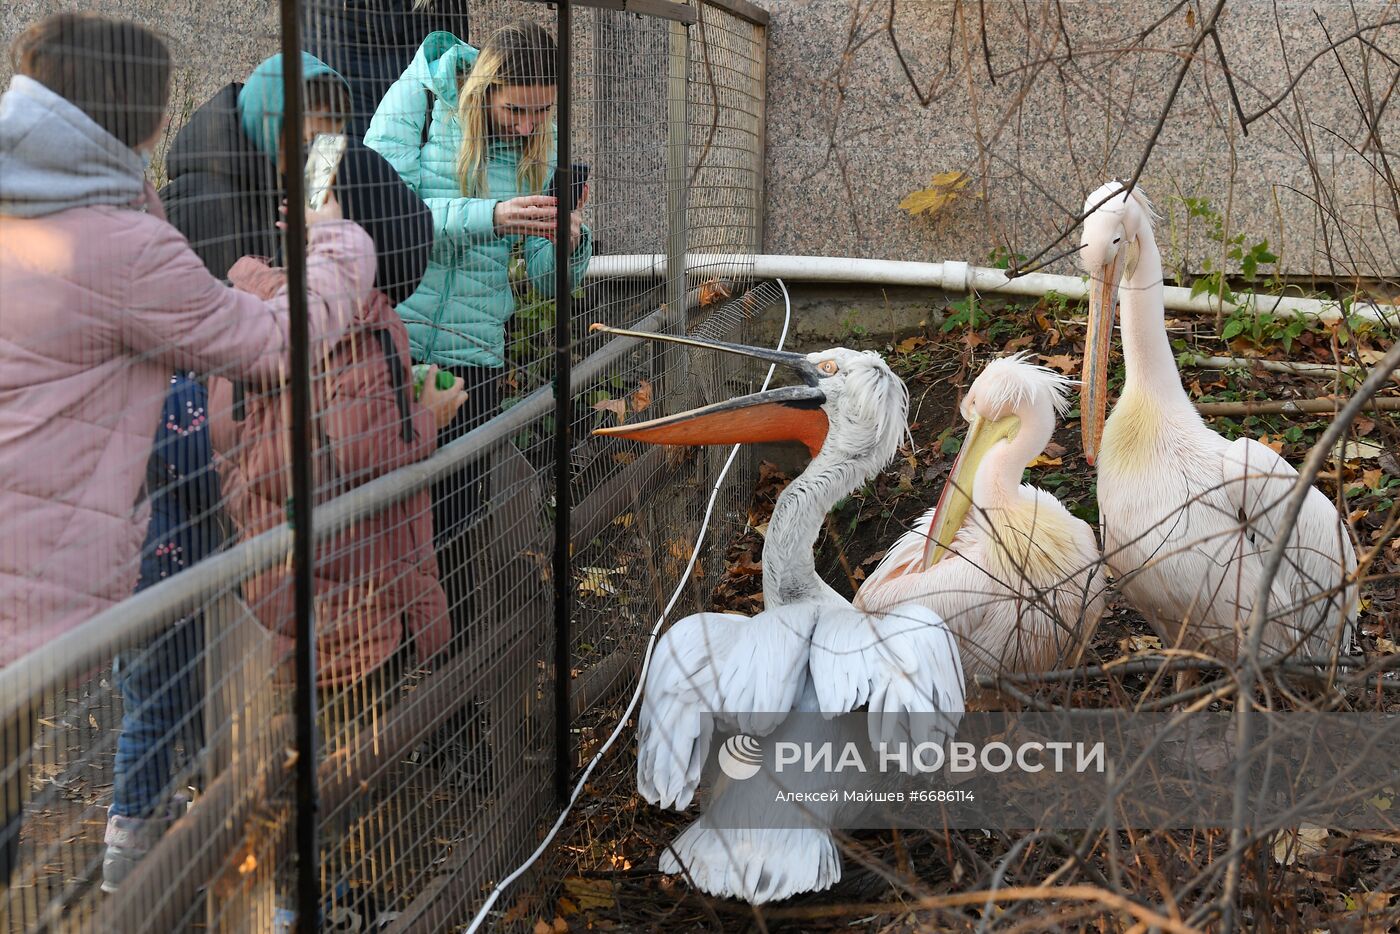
[111, 616, 205, 819]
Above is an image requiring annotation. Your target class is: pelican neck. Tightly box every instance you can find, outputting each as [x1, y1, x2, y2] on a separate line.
[762, 450, 871, 606]
[1118, 230, 1194, 414]
[974, 409, 1052, 510]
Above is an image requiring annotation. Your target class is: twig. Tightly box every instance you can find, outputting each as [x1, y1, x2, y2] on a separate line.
[1239, 19, 1400, 128]
[1183, 355, 1365, 377]
[1005, 0, 1231, 279]
[981, 653, 1369, 685]
[1225, 336, 1400, 930]
[734, 884, 1201, 933]
[1207, 26, 1249, 134]
[978, 0, 996, 86]
[1195, 396, 1400, 416]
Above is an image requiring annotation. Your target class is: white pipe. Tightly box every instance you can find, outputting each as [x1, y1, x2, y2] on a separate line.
[586, 254, 1395, 325]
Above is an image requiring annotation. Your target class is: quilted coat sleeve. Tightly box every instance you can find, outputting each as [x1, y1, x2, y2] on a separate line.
[120, 218, 376, 381]
[522, 224, 593, 298]
[365, 76, 499, 245]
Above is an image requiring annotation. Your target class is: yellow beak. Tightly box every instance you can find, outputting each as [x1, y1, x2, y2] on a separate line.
[920, 413, 1020, 569]
[1081, 250, 1124, 466]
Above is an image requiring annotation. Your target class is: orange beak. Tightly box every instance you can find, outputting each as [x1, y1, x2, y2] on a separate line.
[1081, 250, 1123, 466]
[595, 386, 829, 456]
[588, 324, 829, 455]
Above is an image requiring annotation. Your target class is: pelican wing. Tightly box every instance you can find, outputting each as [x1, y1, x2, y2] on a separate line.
[808, 603, 965, 753]
[1220, 438, 1358, 656]
[638, 608, 819, 809]
[856, 498, 1106, 682]
[857, 506, 938, 599]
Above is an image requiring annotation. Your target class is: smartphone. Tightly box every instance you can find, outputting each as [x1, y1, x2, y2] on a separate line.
[546, 162, 590, 212]
[305, 133, 347, 211]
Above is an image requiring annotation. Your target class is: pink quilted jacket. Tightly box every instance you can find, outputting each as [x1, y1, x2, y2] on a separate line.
[0, 191, 374, 668]
[208, 257, 449, 688]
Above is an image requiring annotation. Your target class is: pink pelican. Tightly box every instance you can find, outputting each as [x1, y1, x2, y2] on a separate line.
[855, 354, 1105, 686]
[1078, 181, 1357, 664]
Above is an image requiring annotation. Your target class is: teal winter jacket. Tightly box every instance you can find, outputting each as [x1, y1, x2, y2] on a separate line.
[365, 32, 592, 369]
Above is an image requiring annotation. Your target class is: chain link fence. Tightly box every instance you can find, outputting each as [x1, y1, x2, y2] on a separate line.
[0, 0, 769, 929]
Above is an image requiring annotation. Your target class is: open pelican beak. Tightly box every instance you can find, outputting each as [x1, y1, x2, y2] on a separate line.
[919, 413, 1020, 569]
[1081, 250, 1124, 466]
[589, 324, 829, 455]
[589, 323, 822, 386]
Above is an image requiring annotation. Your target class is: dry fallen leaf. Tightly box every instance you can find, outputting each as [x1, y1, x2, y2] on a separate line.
[563, 876, 617, 912]
[1258, 435, 1285, 455]
[899, 170, 973, 218]
[1005, 334, 1035, 352]
[699, 278, 732, 307]
[1335, 438, 1385, 462]
[1028, 453, 1062, 468]
[592, 396, 628, 426]
[577, 567, 625, 597]
[1272, 825, 1328, 865]
[1376, 637, 1398, 655]
[629, 379, 653, 413]
[1043, 353, 1079, 375]
[1118, 634, 1163, 654]
[1363, 467, 1385, 490]
[895, 335, 928, 354]
[1359, 345, 1387, 365]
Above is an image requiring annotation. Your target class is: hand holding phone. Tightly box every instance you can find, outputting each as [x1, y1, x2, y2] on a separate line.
[305, 133, 347, 212]
[545, 162, 590, 213]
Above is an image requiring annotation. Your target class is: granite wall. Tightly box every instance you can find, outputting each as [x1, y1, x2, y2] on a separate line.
[762, 0, 1398, 280]
[4, 1, 1394, 282]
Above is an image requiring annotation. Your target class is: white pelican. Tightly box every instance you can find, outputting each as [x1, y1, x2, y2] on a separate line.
[1079, 181, 1357, 664]
[591, 325, 964, 904]
[854, 354, 1105, 686]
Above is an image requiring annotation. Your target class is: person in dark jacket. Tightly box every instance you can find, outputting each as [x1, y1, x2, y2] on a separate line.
[102, 375, 225, 893]
[160, 51, 352, 279]
[303, 0, 470, 137]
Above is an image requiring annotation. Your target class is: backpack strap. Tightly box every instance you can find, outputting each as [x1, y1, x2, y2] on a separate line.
[375, 327, 416, 443]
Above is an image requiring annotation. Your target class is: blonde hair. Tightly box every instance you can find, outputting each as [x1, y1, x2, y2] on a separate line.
[455, 22, 555, 198]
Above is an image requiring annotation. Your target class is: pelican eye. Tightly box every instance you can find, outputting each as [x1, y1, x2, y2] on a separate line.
[817, 360, 839, 375]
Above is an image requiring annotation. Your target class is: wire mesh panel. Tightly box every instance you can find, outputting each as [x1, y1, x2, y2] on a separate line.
[0, 0, 768, 931]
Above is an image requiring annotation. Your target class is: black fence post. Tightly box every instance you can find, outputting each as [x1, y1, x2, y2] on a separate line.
[553, 0, 575, 805]
[276, 1, 320, 929]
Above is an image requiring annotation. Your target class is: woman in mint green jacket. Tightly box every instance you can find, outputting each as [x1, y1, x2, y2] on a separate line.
[365, 20, 590, 643]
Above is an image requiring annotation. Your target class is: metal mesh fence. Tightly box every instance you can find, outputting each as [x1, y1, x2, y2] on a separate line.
[0, 1, 768, 929]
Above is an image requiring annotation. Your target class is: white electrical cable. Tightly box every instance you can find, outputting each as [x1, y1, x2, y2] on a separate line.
[463, 279, 795, 933]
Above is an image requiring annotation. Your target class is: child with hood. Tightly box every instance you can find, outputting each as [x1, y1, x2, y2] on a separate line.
[0, 12, 373, 884]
